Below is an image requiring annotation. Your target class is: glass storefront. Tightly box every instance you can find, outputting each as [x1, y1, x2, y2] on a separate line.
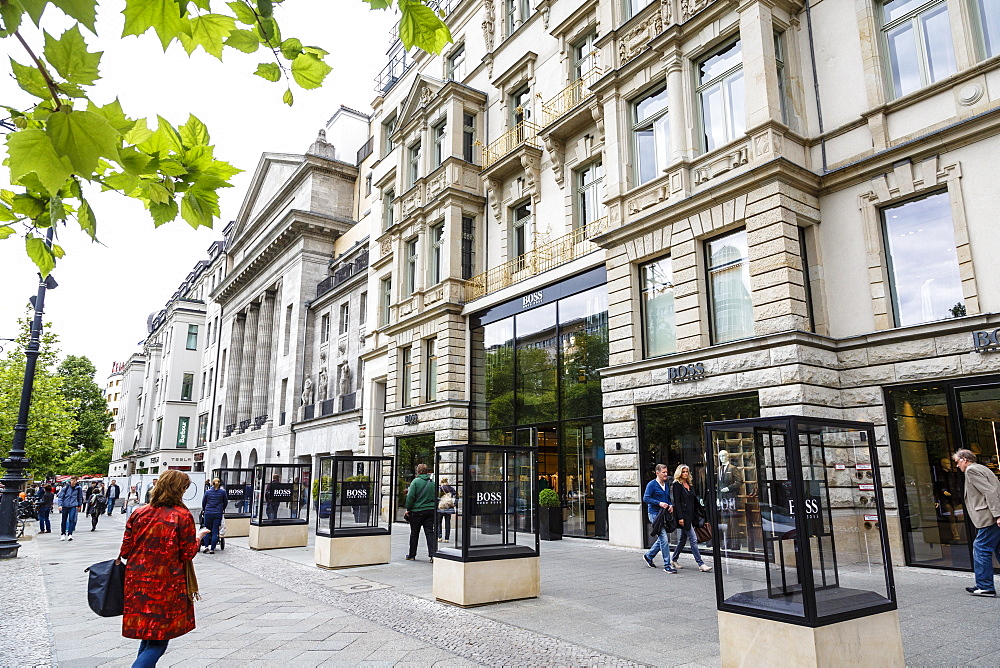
[471, 280, 608, 538]
[887, 376, 1000, 571]
[395, 433, 435, 522]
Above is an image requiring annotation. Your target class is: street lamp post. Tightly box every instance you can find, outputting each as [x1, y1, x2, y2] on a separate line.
[0, 229, 56, 559]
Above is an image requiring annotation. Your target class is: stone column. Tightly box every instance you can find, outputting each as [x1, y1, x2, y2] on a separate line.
[251, 292, 276, 426]
[223, 312, 246, 434]
[237, 302, 259, 431]
[738, 0, 782, 130]
[665, 53, 689, 164]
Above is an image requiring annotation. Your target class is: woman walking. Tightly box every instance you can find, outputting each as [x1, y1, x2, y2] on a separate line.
[37, 485, 54, 533]
[118, 470, 209, 667]
[670, 464, 712, 572]
[200, 478, 227, 554]
[436, 477, 456, 542]
[89, 488, 107, 531]
[123, 484, 140, 516]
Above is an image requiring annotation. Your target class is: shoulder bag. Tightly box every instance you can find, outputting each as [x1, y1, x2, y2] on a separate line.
[85, 558, 126, 617]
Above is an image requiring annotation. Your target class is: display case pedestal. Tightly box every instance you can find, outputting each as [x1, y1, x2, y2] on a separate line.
[718, 610, 904, 668]
[315, 534, 391, 569]
[433, 556, 540, 607]
[249, 523, 308, 550]
[225, 517, 250, 538]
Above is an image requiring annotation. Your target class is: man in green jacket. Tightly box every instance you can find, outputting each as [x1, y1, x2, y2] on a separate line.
[405, 463, 437, 561]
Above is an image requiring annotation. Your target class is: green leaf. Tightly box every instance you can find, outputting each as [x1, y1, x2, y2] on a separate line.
[51, 243, 66, 258]
[48, 196, 68, 223]
[12, 193, 46, 218]
[6, 129, 74, 194]
[102, 172, 141, 195]
[398, 2, 451, 54]
[0, 203, 17, 222]
[178, 114, 210, 148]
[255, 0, 272, 18]
[283, 87, 293, 106]
[19, 0, 48, 25]
[43, 25, 103, 86]
[302, 45, 329, 57]
[279, 37, 301, 59]
[178, 13, 235, 59]
[87, 98, 135, 134]
[138, 116, 183, 156]
[46, 109, 121, 176]
[0, 190, 14, 206]
[224, 28, 259, 53]
[122, 0, 187, 50]
[364, 0, 390, 9]
[0, 225, 16, 240]
[0, 0, 24, 38]
[157, 158, 188, 176]
[10, 58, 52, 100]
[180, 187, 218, 228]
[254, 62, 281, 82]
[227, 0, 257, 24]
[117, 145, 153, 175]
[149, 199, 179, 227]
[143, 182, 172, 204]
[123, 117, 154, 145]
[253, 15, 279, 45]
[25, 235, 55, 276]
[52, 0, 99, 32]
[77, 196, 96, 238]
[290, 52, 330, 90]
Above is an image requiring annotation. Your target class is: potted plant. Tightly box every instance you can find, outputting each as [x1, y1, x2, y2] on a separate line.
[538, 488, 562, 540]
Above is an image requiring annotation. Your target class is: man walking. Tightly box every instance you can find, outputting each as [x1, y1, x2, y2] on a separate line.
[56, 476, 84, 541]
[954, 449, 1000, 596]
[404, 463, 437, 562]
[643, 463, 676, 573]
[105, 479, 121, 516]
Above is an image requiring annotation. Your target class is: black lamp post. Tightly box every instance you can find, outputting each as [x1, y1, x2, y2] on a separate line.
[0, 228, 56, 559]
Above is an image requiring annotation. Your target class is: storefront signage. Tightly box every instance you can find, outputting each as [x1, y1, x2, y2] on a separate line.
[855, 463, 872, 471]
[858, 483, 875, 491]
[521, 291, 544, 309]
[266, 483, 293, 500]
[403, 413, 419, 425]
[176, 416, 189, 447]
[149, 456, 158, 464]
[227, 487, 245, 500]
[973, 329, 1000, 352]
[864, 514, 879, 522]
[341, 481, 371, 506]
[469, 481, 504, 516]
[667, 363, 707, 383]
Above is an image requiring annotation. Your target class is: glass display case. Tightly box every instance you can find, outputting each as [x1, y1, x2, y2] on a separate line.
[315, 456, 392, 537]
[705, 417, 897, 627]
[250, 464, 310, 526]
[211, 468, 254, 518]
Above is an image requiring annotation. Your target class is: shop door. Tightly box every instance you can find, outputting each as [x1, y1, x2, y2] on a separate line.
[395, 433, 435, 521]
[956, 383, 1000, 570]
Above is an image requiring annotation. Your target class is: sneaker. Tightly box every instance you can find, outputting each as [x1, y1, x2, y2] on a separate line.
[643, 554, 655, 568]
[67, 536, 73, 541]
[968, 588, 996, 597]
[208, 550, 215, 554]
[672, 560, 682, 570]
[663, 565, 677, 573]
[699, 563, 712, 572]
[59, 535, 66, 541]
[429, 557, 433, 563]
[405, 555, 416, 561]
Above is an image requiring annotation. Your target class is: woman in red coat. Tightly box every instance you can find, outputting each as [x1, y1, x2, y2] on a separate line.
[118, 470, 209, 667]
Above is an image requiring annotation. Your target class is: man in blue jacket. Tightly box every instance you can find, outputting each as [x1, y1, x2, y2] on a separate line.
[643, 464, 676, 573]
[56, 477, 85, 541]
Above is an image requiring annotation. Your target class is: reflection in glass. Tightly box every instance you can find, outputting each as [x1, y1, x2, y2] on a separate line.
[698, 41, 745, 152]
[516, 303, 559, 424]
[212, 467, 254, 517]
[884, 0, 955, 98]
[979, 0, 1000, 58]
[251, 464, 310, 525]
[395, 433, 435, 521]
[632, 84, 670, 185]
[641, 256, 676, 357]
[707, 229, 753, 343]
[921, 5, 956, 83]
[559, 289, 608, 419]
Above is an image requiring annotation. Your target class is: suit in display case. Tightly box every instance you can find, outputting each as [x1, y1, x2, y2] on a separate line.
[249, 464, 310, 550]
[314, 456, 393, 569]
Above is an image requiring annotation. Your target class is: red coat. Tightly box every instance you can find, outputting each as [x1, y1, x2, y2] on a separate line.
[118, 504, 199, 640]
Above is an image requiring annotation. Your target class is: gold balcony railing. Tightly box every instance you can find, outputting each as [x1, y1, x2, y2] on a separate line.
[480, 120, 541, 169]
[540, 68, 602, 126]
[465, 216, 608, 301]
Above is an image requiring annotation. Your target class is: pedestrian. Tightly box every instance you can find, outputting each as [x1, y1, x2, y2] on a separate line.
[953, 449, 1000, 596]
[200, 478, 227, 554]
[670, 464, 712, 572]
[37, 485, 54, 533]
[124, 484, 141, 516]
[106, 479, 121, 516]
[145, 479, 158, 504]
[56, 476, 85, 541]
[118, 469, 210, 667]
[264, 474, 282, 520]
[88, 489, 107, 531]
[642, 463, 677, 573]
[404, 463, 437, 562]
[436, 477, 456, 542]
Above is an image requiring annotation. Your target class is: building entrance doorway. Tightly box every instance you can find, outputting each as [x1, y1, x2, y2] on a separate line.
[395, 433, 435, 522]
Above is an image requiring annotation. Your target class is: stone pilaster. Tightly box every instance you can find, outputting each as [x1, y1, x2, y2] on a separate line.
[223, 312, 246, 432]
[251, 291, 276, 426]
[237, 302, 259, 430]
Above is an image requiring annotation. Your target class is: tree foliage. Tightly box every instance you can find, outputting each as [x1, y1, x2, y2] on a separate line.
[1, 0, 451, 275]
[60, 437, 113, 475]
[57, 354, 112, 451]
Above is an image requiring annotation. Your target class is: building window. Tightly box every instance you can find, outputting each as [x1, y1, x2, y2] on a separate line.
[185, 324, 198, 350]
[380, 277, 392, 326]
[156, 417, 163, 448]
[359, 292, 368, 324]
[881, 0, 955, 99]
[575, 160, 605, 230]
[881, 191, 963, 327]
[511, 200, 531, 262]
[200, 372, 207, 400]
[572, 31, 599, 80]
[775, 32, 793, 128]
[365, 174, 372, 196]
[623, 0, 653, 21]
[408, 141, 421, 187]
[707, 228, 753, 344]
[697, 39, 745, 153]
[339, 302, 350, 334]
[207, 368, 214, 395]
[631, 83, 669, 185]
[383, 188, 395, 231]
[219, 349, 226, 387]
[283, 304, 293, 355]
[447, 43, 466, 80]
[197, 414, 208, 448]
[461, 215, 475, 280]
[383, 112, 397, 155]
[641, 257, 676, 357]
[401, 346, 413, 407]
[320, 313, 331, 343]
[206, 321, 212, 346]
[181, 373, 194, 402]
[511, 85, 532, 126]
[505, 0, 529, 35]
[430, 222, 445, 285]
[974, 0, 1000, 59]
[432, 120, 446, 169]
[425, 337, 438, 402]
[463, 113, 476, 162]
[405, 238, 418, 296]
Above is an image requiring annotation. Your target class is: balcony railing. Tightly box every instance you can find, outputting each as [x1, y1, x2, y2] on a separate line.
[481, 120, 541, 169]
[374, 49, 412, 95]
[356, 136, 373, 164]
[465, 216, 608, 301]
[317, 249, 369, 298]
[540, 67, 602, 126]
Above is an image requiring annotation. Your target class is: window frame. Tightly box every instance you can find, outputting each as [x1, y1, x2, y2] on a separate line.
[696, 38, 746, 154]
[447, 43, 467, 80]
[405, 238, 418, 296]
[705, 227, 754, 345]
[408, 141, 422, 187]
[181, 372, 194, 402]
[320, 313, 331, 343]
[359, 291, 368, 324]
[185, 324, 199, 350]
[463, 112, 476, 163]
[430, 222, 445, 285]
[639, 255, 677, 359]
[339, 302, 350, 335]
[972, 0, 1000, 60]
[511, 200, 532, 261]
[574, 159, 605, 230]
[382, 112, 398, 155]
[630, 82, 670, 186]
[461, 215, 475, 280]
[623, 0, 653, 21]
[400, 345, 413, 408]
[425, 337, 438, 402]
[382, 188, 396, 231]
[432, 120, 447, 169]
[510, 85, 532, 126]
[879, 0, 956, 99]
[572, 30, 599, 80]
[379, 276, 392, 326]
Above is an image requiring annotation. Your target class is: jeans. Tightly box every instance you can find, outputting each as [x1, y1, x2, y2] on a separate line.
[645, 512, 671, 565]
[407, 510, 437, 558]
[133, 639, 169, 667]
[37, 507, 51, 532]
[60, 507, 78, 535]
[204, 513, 223, 550]
[106, 498, 116, 515]
[672, 523, 705, 566]
[90, 513, 100, 530]
[436, 511, 452, 541]
[973, 523, 1000, 591]
[266, 502, 279, 520]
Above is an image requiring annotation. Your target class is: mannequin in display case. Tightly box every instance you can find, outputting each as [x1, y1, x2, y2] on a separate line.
[717, 449, 745, 550]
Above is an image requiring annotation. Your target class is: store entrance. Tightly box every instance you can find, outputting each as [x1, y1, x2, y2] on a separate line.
[887, 377, 1000, 571]
[395, 433, 435, 522]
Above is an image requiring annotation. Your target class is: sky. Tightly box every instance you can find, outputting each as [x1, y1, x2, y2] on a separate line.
[0, 0, 397, 383]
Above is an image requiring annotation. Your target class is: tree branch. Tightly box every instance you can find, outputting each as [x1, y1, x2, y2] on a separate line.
[14, 30, 63, 110]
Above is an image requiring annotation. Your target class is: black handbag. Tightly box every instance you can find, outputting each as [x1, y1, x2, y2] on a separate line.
[85, 558, 126, 617]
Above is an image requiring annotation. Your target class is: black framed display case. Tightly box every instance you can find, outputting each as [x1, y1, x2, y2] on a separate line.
[316, 456, 392, 537]
[211, 468, 254, 518]
[704, 417, 897, 628]
[250, 464, 310, 526]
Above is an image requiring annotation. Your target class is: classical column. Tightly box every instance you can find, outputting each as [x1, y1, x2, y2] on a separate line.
[738, 0, 782, 130]
[223, 312, 246, 434]
[665, 54, 689, 165]
[251, 291, 276, 426]
[237, 302, 259, 431]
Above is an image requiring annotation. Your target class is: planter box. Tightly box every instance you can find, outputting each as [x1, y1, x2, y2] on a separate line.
[539, 506, 562, 540]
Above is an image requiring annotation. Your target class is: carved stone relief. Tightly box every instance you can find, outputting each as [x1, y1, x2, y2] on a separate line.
[542, 136, 565, 187]
[627, 185, 669, 214]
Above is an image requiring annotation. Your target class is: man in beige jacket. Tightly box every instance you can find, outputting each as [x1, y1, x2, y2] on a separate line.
[953, 449, 1000, 596]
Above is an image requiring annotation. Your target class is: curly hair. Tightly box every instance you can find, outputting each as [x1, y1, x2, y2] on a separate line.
[148, 470, 190, 507]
